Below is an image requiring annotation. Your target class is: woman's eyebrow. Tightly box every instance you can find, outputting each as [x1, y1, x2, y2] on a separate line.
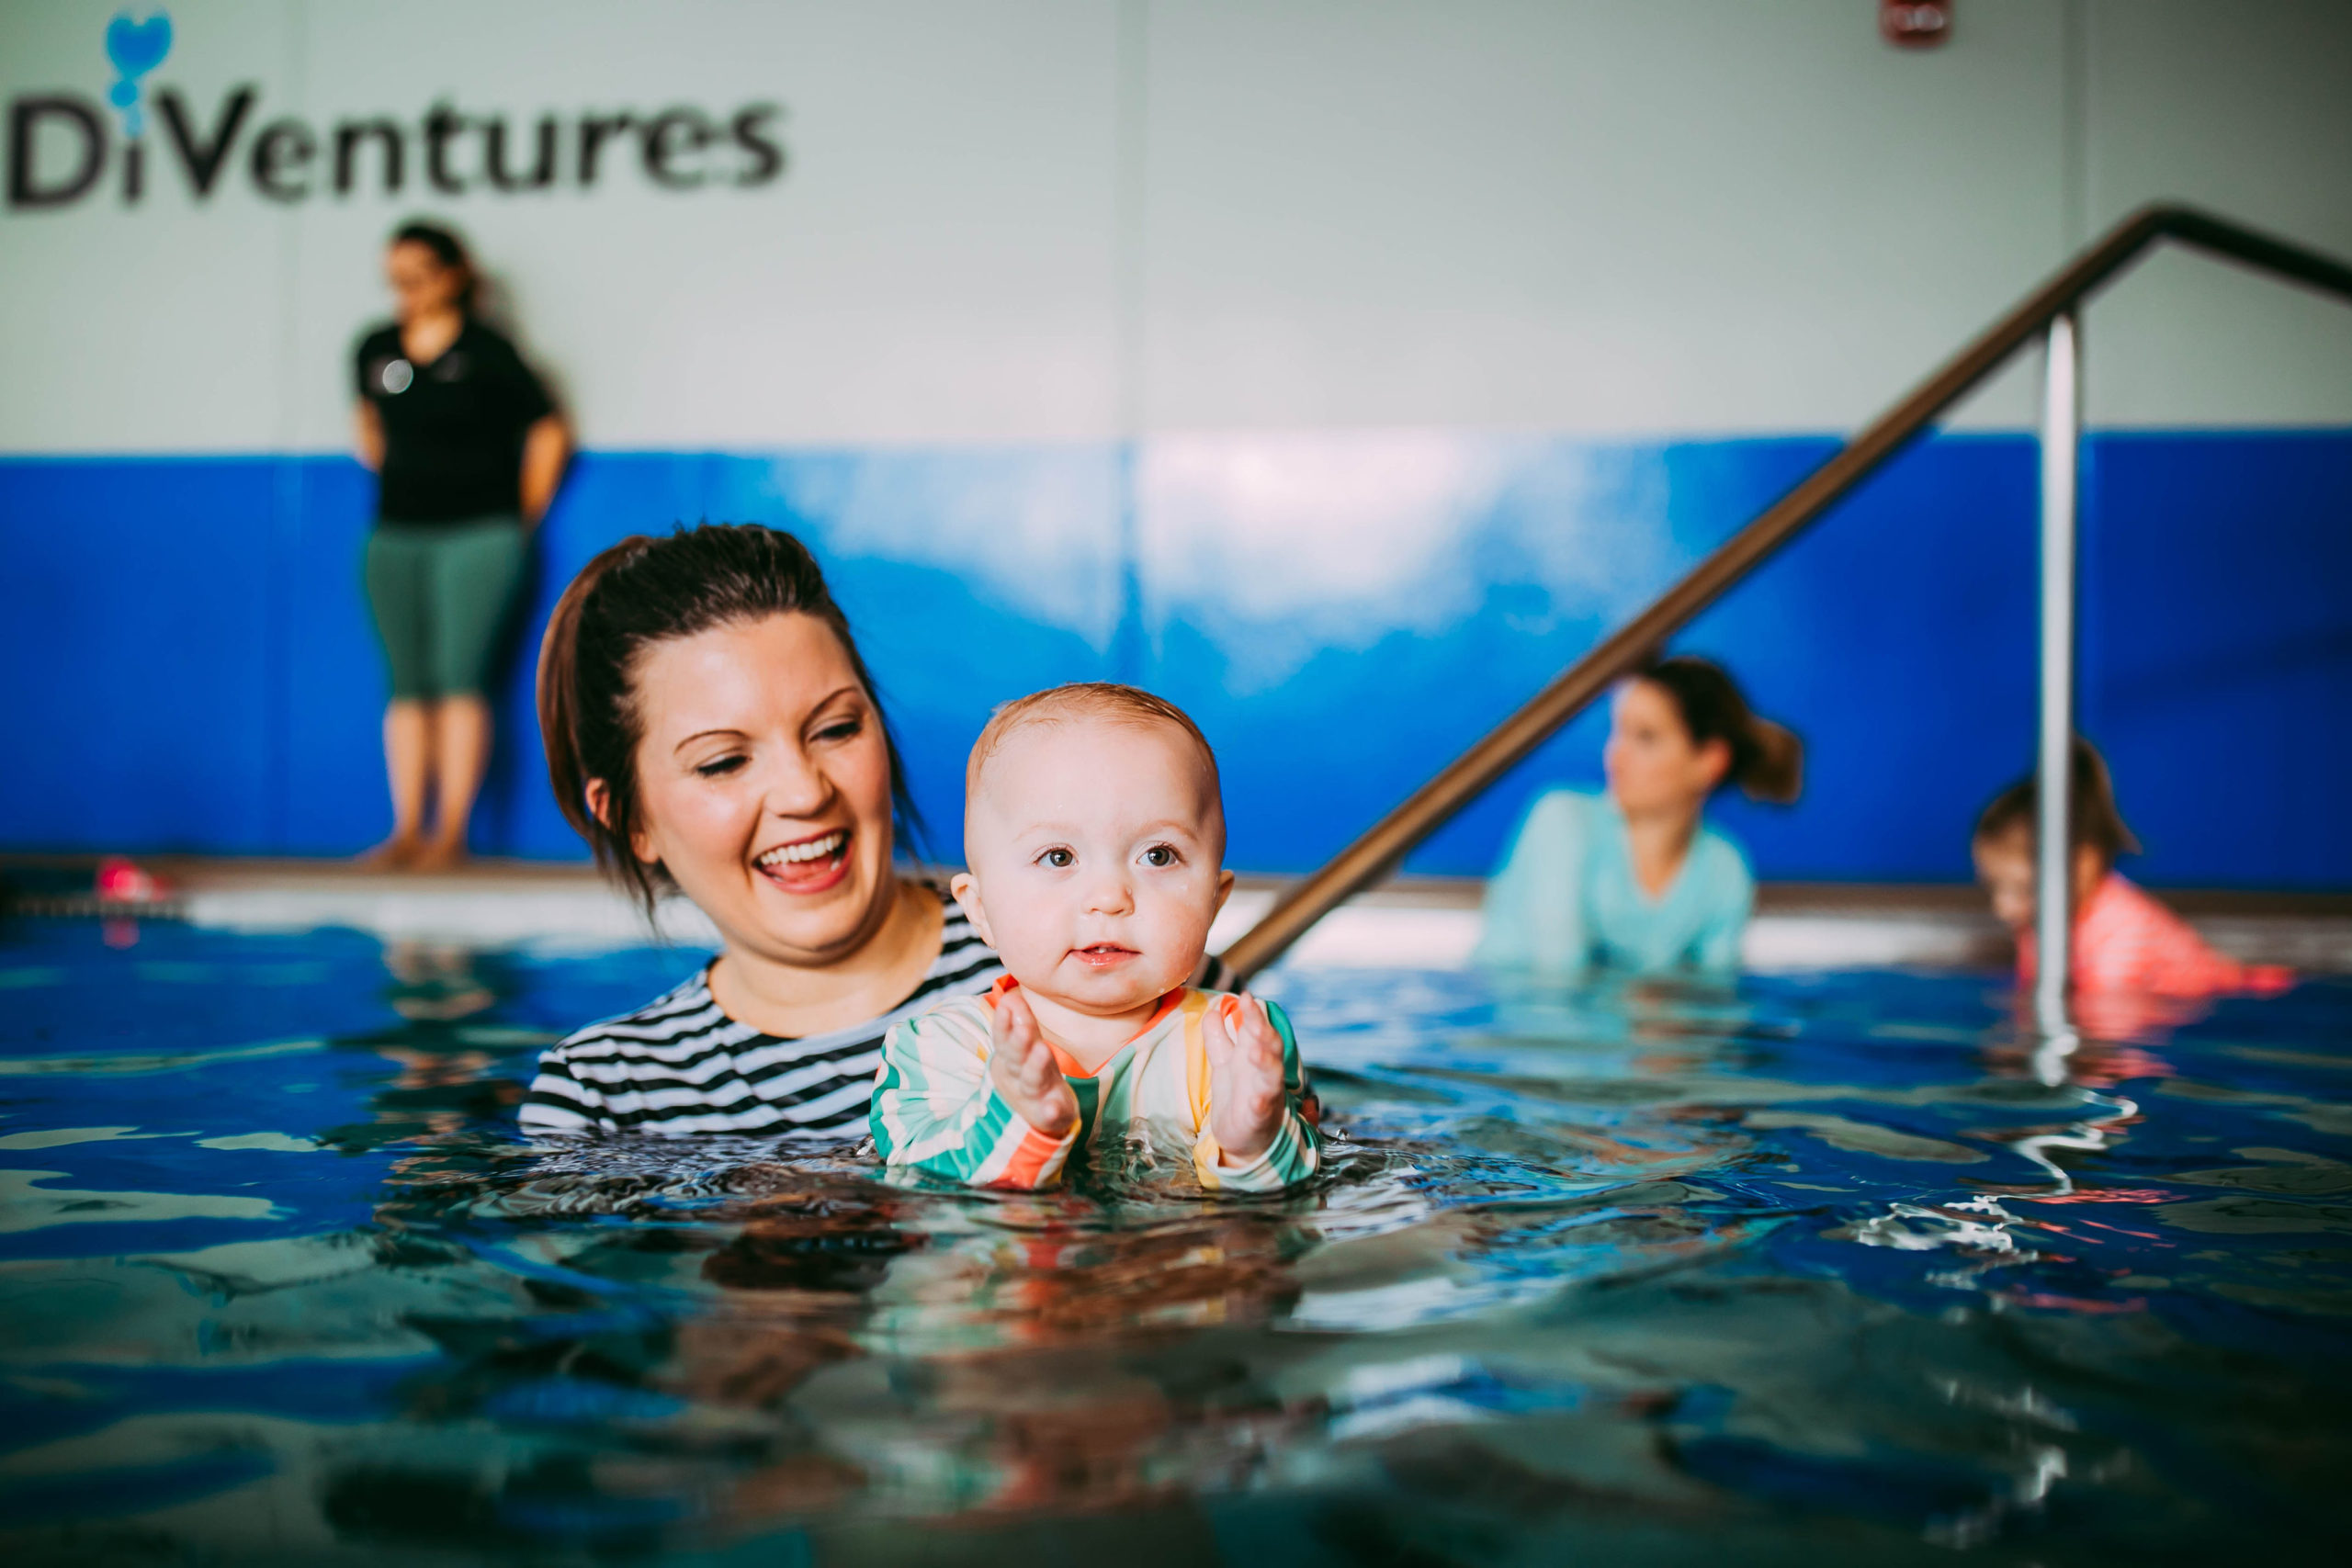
[806, 684, 865, 717]
[668, 688, 866, 754]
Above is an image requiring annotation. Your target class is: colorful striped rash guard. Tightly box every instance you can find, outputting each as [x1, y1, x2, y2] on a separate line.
[871, 977, 1322, 1194]
[518, 886, 1002, 1138]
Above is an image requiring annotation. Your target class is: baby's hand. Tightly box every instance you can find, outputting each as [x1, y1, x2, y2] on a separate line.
[1204, 995, 1287, 1165]
[988, 987, 1078, 1138]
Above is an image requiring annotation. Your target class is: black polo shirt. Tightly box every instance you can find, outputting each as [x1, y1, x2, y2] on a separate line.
[355, 320, 556, 525]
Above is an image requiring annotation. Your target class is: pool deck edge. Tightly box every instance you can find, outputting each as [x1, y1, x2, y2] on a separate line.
[5, 856, 2349, 973]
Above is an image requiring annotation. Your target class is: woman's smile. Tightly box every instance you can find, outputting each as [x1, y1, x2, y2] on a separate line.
[753, 827, 853, 896]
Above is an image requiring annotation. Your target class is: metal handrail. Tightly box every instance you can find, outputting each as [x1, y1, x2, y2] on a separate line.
[1220, 203, 2352, 983]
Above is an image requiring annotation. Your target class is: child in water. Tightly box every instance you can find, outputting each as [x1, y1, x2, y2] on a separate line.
[870, 683, 1320, 1192]
[1972, 739, 2291, 998]
[1476, 655, 1801, 975]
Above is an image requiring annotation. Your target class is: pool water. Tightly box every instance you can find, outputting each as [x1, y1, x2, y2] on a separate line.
[3, 917, 2348, 1564]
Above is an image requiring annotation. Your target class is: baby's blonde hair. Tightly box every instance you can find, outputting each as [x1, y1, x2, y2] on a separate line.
[967, 682, 1222, 806]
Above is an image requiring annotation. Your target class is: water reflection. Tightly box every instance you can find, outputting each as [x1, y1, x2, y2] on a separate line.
[2, 920, 2348, 1562]
[321, 942, 535, 1155]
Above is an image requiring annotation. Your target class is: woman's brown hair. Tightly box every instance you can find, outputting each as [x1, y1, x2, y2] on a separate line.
[1634, 655, 1804, 805]
[537, 524, 919, 911]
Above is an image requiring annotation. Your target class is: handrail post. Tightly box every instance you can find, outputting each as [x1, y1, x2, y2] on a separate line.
[2033, 310, 2082, 1042]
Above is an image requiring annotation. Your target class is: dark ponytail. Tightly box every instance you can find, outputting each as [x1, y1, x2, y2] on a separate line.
[1635, 655, 1803, 805]
[537, 524, 922, 911]
[390, 219, 478, 312]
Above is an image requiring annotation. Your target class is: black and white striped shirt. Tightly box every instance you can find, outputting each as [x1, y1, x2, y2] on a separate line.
[519, 887, 1003, 1139]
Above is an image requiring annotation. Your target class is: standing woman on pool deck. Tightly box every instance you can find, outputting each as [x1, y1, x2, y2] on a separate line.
[519, 525, 1009, 1137]
[1476, 656, 1802, 975]
[355, 221, 571, 869]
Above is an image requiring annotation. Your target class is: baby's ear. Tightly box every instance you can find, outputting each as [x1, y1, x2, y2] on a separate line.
[950, 872, 993, 946]
[1212, 868, 1236, 917]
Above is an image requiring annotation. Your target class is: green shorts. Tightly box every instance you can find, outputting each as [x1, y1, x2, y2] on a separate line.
[364, 517, 528, 701]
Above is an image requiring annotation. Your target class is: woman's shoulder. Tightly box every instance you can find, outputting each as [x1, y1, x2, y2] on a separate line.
[1498, 787, 1606, 870]
[521, 967, 736, 1130]
[544, 966, 736, 1061]
[353, 321, 401, 362]
[1525, 786, 1605, 818]
[1522, 787, 1613, 842]
[458, 315, 522, 353]
[458, 317, 545, 378]
[1689, 818, 1757, 893]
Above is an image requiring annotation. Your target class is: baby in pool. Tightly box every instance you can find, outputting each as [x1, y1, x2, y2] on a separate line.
[1973, 738, 2292, 1001]
[870, 682, 1320, 1192]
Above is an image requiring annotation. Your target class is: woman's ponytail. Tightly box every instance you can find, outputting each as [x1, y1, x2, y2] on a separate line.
[1736, 715, 1804, 805]
[1634, 654, 1804, 806]
[536, 536, 638, 847]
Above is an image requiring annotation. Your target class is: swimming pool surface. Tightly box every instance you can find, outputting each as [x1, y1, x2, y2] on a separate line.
[3, 916, 2347, 1563]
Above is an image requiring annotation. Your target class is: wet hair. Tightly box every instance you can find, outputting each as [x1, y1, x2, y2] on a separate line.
[967, 681, 1222, 817]
[1632, 655, 1804, 805]
[537, 524, 920, 911]
[1973, 737, 2140, 865]
[388, 220, 477, 311]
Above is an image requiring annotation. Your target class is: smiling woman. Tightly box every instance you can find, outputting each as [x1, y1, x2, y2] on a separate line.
[519, 525, 1003, 1138]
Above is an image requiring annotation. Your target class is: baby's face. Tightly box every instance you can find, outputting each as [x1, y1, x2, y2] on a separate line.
[1973, 824, 2110, 937]
[958, 718, 1232, 1021]
[1973, 824, 2037, 933]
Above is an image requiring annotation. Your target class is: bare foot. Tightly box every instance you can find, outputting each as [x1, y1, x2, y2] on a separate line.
[411, 838, 470, 874]
[359, 836, 422, 871]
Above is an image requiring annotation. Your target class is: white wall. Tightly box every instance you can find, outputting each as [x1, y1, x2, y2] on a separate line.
[2, 0, 2346, 455]
[2079, 0, 2352, 425]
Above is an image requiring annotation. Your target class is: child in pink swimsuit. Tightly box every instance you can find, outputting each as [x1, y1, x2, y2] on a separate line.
[1971, 740, 2291, 999]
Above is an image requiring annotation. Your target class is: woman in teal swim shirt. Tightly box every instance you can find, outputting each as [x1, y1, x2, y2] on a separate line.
[1476, 656, 1802, 975]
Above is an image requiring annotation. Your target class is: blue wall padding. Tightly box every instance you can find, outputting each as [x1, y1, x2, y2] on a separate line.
[2080, 432, 2352, 886]
[1, 430, 2345, 886]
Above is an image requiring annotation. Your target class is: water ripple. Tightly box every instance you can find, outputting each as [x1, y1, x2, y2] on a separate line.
[1, 922, 2348, 1562]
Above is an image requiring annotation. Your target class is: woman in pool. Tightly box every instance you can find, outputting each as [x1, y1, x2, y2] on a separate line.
[355, 220, 570, 870]
[1475, 655, 1801, 975]
[520, 524, 1001, 1137]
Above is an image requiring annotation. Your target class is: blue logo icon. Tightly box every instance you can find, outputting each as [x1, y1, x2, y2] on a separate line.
[105, 10, 174, 137]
